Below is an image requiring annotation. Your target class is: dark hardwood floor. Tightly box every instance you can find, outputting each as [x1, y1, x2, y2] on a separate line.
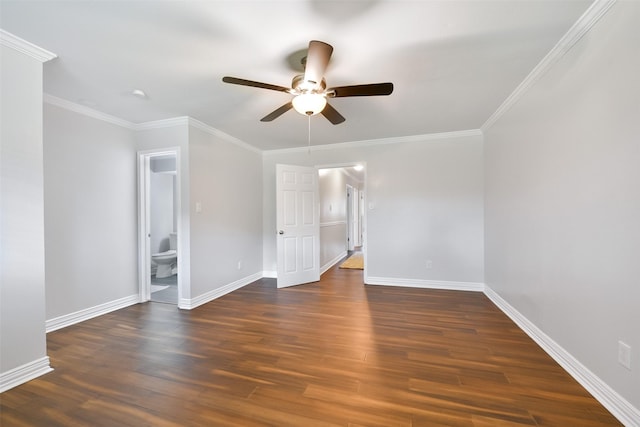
[1, 263, 621, 426]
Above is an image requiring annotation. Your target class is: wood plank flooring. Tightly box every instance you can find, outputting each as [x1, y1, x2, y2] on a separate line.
[1, 264, 621, 426]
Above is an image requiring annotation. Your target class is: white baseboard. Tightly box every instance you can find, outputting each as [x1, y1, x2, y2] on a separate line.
[321, 251, 348, 275]
[262, 270, 277, 279]
[46, 294, 139, 333]
[365, 276, 484, 292]
[0, 356, 53, 393]
[179, 272, 262, 310]
[262, 253, 347, 280]
[484, 286, 640, 427]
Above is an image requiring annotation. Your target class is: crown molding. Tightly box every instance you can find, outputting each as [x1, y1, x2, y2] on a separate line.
[263, 129, 483, 156]
[481, 0, 617, 131]
[0, 29, 57, 62]
[44, 94, 136, 129]
[134, 116, 189, 130]
[187, 117, 262, 154]
[43, 93, 262, 153]
[42, 93, 482, 156]
[41, 96, 261, 154]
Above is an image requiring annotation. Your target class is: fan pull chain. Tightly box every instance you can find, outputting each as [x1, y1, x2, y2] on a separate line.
[307, 114, 311, 154]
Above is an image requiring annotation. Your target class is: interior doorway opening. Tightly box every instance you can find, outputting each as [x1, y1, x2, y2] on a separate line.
[138, 149, 182, 305]
[316, 163, 366, 276]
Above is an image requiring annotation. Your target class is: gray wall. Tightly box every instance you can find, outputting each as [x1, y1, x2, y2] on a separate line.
[43, 103, 138, 319]
[0, 45, 49, 378]
[484, 1, 640, 409]
[188, 125, 263, 298]
[263, 133, 485, 286]
[41, 112, 264, 313]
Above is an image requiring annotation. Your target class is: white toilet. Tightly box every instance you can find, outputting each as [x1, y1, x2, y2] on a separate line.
[152, 232, 177, 278]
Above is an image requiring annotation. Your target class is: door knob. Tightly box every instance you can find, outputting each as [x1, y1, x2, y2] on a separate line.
[278, 230, 284, 235]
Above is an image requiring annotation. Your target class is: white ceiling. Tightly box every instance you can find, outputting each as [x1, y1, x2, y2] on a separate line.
[1, 0, 592, 151]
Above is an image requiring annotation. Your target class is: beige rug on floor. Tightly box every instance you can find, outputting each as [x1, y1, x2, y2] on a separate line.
[339, 253, 364, 269]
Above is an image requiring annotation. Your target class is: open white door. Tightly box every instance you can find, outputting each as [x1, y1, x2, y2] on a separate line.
[276, 164, 320, 288]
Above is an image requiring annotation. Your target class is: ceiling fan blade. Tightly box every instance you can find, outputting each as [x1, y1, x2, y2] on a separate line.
[222, 76, 291, 93]
[260, 102, 293, 122]
[328, 82, 394, 98]
[321, 103, 346, 125]
[303, 40, 333, 89]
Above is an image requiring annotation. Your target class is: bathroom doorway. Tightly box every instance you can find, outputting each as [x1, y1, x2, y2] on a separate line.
[138, 149, 181, 305]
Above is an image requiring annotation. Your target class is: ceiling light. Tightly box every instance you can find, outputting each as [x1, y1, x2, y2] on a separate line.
[353, 165, 364, 171]
[131, 89, 147, 99]
[292, 93, 327, 116]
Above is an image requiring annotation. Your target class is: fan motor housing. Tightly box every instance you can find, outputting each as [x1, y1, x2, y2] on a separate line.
[292, 75, 326, 93]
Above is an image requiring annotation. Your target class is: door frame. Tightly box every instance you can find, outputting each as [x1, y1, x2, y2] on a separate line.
[137, 148, 182, 304]
[352, 187, 360, 247]
[346, 184, 354, 251]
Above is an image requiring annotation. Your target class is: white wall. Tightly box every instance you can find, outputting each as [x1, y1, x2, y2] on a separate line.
[188, 124, 263, 299]
[43, 103, 138, 319]
[484, 1, 640, 412]
[0, 43, 51, 386]
[263, 133, 485, 288]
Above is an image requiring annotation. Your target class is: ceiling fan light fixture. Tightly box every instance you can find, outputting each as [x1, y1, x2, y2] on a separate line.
[222, 40, 393, 124]
[292, 93, 327, 116]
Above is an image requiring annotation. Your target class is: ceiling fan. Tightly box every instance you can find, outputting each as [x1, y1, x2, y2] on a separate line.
[222, 40, 394, 125]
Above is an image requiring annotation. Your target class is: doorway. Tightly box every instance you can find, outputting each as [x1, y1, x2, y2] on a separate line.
[314, 163, 366, 276]
[138, 149, 182, 305]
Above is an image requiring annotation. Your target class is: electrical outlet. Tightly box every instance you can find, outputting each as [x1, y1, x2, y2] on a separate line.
[426, 259, 433, 269]
[618, 341, 631, 370]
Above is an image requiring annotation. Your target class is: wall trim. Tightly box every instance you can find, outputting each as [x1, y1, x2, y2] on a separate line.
[134, 116, 189, 130]
[263, 129, 483, 155]
[262, 271, 277, 279]
[0, 356, 53, 393]
[187, 117, 262, 154]
[320, 220, 347, 228]
[44, 93, 136, 129]
[42, 91, 483, 156]
[178, 272, 262, 310]
[321, 251, 348, 276]
[39, 96, 261, 155]
[365, 276, 484, 292]
[45, 294, 139, 333]
[0, 29, 57, 62]
[481, 0, 617, 131]
[484, 285, 639, 427]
